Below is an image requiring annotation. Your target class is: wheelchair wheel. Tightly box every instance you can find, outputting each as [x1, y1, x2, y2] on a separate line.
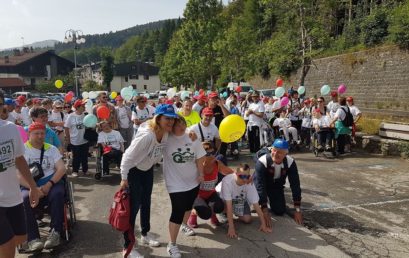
[67, 181, 76, 226]
[94, 173, 102, 180]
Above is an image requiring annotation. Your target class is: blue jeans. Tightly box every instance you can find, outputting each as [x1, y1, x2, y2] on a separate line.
[123, 166, 154, 248]
[22, 183, 65, 241]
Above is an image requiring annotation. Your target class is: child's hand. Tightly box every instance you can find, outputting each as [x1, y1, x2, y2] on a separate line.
[227, 227, 237, 238]
[259, 224, 272, 233]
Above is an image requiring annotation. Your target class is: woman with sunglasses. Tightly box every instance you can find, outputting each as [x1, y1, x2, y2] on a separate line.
[216, 163, 271, 238]
[162, 115, 206, 258]
[120, 104, 177, 258]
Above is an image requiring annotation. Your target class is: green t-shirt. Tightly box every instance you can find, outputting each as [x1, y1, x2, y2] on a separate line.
[178, 111, 201, 127]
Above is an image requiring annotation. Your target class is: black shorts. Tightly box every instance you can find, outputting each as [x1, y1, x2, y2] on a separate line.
[0, 203, 26, 245]
[169, 185, 199, 224]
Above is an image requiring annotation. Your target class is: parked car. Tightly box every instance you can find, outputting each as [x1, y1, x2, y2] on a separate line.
[11, 91, 32, 99]
[259, 89, 275, 98]
[159, 90, 167, 98]
[149, 92, 159, 99]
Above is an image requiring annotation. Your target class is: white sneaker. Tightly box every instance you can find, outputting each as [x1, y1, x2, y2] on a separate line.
[167, 243, 182, 258]
[44, 228, 60, 249]
[216, 213, 228, 224]
[28, 238, 44, 252]
[180, 223, 195, 236]
[71, 172, 78, 177]
[123, 248, 144, 258]
[141, 234, 160, 247]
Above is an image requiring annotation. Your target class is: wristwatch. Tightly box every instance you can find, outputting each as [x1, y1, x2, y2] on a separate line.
[295, 207, 301, 213]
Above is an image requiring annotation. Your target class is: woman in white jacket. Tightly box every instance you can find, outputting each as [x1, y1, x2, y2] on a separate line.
[119, 104, 177, 258]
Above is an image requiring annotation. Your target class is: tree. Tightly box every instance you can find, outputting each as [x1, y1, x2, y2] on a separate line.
[101, 49, 114, 91]
[389, 0, 409, 49]
[81, 80, 105, 92]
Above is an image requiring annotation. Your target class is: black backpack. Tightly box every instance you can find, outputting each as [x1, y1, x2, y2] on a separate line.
[341, 106, 353, 127]
[253, 147, 273, 163]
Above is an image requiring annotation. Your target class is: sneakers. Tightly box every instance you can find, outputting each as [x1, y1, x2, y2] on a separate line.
[180, 223, 195, 236]
[28, 238, 44, 252]
[44, 229, 60, 249]
[317, 145, 323, 151]
[141, 234, 160, 247]
[187, 214, 198, 228]
[71, 172, 78, 177]
[167, 242, 182, 258]
[123, 248, 144, 258]
[210, 213, 220, 226]
[325, 144, 331, 151]
[216, 213, 228, 224]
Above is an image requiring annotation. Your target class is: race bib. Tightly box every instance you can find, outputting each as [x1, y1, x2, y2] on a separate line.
[200, 179, 217, 191]
[232, 198, 245, 217]
[0, 140, 15, 173]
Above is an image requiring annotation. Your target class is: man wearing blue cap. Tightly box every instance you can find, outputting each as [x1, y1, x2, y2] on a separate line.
[253, 139, 303, 226]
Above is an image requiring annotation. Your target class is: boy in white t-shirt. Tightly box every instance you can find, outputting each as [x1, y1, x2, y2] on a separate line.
[273, 110, 301, 144]
[216, 164, 271, 238]
[97, 121, 125, 175]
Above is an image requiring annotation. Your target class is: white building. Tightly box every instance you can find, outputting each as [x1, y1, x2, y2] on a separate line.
[111, 61, 160, 93]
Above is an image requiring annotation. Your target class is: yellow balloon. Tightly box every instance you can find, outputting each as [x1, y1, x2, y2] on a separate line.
[219, 115, 246, 143]
[55, 80, 63, 89]
[110, 91, 118, 99]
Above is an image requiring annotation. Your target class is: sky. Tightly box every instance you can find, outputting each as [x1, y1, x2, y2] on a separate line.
[0, 0, 214, 50]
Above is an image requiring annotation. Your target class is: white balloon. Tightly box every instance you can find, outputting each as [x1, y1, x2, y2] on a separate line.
[85, 99, 93, 114]
[82, 91, 89, 99]
[89, 91, 98, 99]
[167, 88, 176, 98]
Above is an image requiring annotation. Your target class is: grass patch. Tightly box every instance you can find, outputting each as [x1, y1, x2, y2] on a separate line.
[356, 117, 383, 135]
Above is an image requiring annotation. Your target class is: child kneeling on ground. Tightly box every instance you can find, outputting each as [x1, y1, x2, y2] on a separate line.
[97, 121, 124, 175]
[188, 141, 235, 228]
[216, 163, 272, 238]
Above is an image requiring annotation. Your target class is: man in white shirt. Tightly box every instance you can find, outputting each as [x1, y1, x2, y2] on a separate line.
[48, 101, 66, 148]
[189, 107, 221, 151]
[21, 97, 33, 127]
[115, 95, 133, 150]
[131, 96, 155, 136]
[0, 91, 40, 258]
[246, 91, 265, 153]
[192, 94, 207, 114]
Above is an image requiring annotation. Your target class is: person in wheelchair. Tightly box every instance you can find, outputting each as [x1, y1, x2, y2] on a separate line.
[272, 110, 301, 145]
[19, 122, 66, 252]
[312, 108, 334, 151]
[97, 120, 125, 175]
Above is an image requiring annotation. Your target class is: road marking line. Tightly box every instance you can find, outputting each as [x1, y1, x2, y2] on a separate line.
[306, 198, 409, 211]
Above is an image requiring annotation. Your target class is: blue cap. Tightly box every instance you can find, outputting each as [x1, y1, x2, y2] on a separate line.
[155, 104, 178, 118]
[272, 139, 289, 150]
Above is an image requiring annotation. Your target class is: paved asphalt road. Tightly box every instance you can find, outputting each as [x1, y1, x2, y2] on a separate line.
[16, 148, 408, 258]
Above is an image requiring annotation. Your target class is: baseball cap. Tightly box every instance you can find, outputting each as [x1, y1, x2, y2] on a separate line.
[272, 139, 289, 150]
[346, 96, 354, 102]
[208, 92, 219, 99]
[202, 107, 214, 116]
[331, 91, 338, 97]
[17, 95, 26, 102]
[28, 122, 46, 132]
[304, 99, 311, 104]
[155, 104, 178, 118]
[115, 95, 124, 101]
[73, 99, 86, 109]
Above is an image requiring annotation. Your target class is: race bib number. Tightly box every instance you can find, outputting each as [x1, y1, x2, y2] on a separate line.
[200, 179, 217, 191]
[232, 198, 245, 217]
[0, 140, 15, 173]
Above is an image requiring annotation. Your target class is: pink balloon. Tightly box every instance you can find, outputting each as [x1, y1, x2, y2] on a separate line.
[280, 97, 289, 107]
[17, 125, 28, 143]
[67, 91, 75, 96]
[338, 84, 346, 94]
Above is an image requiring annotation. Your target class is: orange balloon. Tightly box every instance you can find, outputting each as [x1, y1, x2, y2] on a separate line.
[236, 86, 242, 93]
[64, 94, 73, 103]
[97, 106, 110, 119]
[276, 78, 283, 87]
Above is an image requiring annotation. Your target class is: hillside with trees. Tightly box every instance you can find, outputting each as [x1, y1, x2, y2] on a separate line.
[160, 0, 409, 88]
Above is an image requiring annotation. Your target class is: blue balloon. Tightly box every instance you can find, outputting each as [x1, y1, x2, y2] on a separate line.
[194, 91, 199, 96]
[222, 92, 228, 98]
[83, 114, 98, 128]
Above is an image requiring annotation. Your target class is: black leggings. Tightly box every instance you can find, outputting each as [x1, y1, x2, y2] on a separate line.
[169, 185, 199, 224]
[193, 192, 224, 220]
[71, 143, 89, 173]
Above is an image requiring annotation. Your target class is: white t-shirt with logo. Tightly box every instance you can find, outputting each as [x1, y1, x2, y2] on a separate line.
[131, 106, 154, 130]
[64, 113, 87, 146]
[48, 110, 65, 131]
[189, 122, 220, 142]
[116, 106, 131, 129]
[98, 130, 124, 150]
[248, 101, 265, 126]
[24, 143, 62, 185]
[216, 174, 259, 216]
[0, 120, 25, 207]
[163, 134, 206, 193]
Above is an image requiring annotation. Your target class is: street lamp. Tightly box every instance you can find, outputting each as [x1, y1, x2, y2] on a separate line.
[64, 29, 86, 97]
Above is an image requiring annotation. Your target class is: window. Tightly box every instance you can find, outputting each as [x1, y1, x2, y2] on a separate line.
[132, 84, 137, 89]
[144, 85, 147, 90]
[131, 74, 138, 80]
[125, 76, 128, 82]
[30, 78, 36, 86]
[143, 74, 149, 80]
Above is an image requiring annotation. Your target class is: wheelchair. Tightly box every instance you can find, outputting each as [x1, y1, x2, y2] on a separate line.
[312, 128, 336, 157]
[18, 176, 76, 253]
[272, 126, 301, 152]
[94, 144, 122, 180]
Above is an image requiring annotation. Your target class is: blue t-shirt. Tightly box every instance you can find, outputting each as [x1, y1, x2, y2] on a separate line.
[24, 126, 62, 148]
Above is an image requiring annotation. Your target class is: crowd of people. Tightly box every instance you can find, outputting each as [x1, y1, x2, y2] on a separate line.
[0, 86, 362, 258]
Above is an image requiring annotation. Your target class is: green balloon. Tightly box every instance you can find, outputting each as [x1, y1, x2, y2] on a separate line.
[275, 87, 285, 98]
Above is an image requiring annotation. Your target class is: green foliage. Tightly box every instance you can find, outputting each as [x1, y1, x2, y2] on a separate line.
[389, 1, 409, 49]
[36, 73, 75, 93]
[361, 8, 389, 46]
[100, 49, 114, 91]
[81, 80, 105, 92]
[398, 141, 409, 158]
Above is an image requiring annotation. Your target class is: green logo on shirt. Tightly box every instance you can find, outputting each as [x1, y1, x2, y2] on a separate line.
[172, 148, 194, 163]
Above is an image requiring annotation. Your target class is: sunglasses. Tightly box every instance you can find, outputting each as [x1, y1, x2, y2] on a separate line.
[317, 100, 323, 103]
[56, 107, 63, 109]
[238, 174, 251, 180]
[64, 106, 70, 108]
